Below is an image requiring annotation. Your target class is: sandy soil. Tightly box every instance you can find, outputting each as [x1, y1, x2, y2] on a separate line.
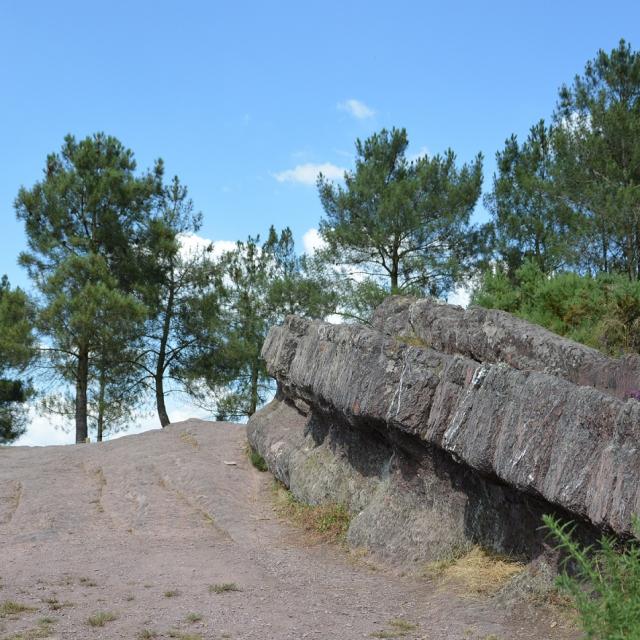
[0, 419, 578, 640]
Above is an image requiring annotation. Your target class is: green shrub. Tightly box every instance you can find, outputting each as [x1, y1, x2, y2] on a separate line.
[473, 264, 640, 357]
[544, 514, 640, 639]
[248, 447, 268, 472]
[271, 480, 350, 543]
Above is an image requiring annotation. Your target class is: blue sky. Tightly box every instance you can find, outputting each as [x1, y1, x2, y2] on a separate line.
[2, 1, 640, 444]
[3, 1, 640, 289]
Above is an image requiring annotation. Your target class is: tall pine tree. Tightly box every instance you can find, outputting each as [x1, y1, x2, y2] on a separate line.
[15, 133, 162, 442]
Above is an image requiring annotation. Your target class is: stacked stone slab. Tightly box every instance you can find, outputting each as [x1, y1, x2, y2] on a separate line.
[248, 297, 640, 563]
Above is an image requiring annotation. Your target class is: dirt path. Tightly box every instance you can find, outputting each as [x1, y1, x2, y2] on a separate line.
[0, 420, 576, 640]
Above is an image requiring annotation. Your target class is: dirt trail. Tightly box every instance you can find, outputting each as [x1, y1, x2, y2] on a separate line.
[0, 420, 575, 640]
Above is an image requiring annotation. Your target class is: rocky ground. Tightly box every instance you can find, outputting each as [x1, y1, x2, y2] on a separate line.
[1, 420, 577, 640]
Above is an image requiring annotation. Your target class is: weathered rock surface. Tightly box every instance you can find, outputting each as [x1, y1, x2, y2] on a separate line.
[248, 297, 640, 564]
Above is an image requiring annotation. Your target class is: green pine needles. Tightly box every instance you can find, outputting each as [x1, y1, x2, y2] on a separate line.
[544, 514, 640, 639]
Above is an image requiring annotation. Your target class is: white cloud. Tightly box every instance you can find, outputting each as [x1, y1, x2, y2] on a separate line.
[178, 233, 236, 260]
[302, 228, 327, 254]
[273, 162, 345, 186]
[338, 99, 375, 119]
[447, 285, 471, 308]
[210, 239, 237, 258]
[407, 146, 431, 163]
[13, 409, 74, 447]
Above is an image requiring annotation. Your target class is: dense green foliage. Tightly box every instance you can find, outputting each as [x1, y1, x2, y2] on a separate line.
[15, 133, 161, 442]
[475, 40, 640, 360]
[318, 127, 482, 318]
[554, 39, 640, 279]
[544, 514, 640, 639]
[483, 120, 580, 275]
[0, 276, 34, 443]
[473, 263, 640, 355]
[482, 40, 640, 283]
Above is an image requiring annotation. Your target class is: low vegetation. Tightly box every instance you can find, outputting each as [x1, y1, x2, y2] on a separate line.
[0, 601, 36, 617]
[86, 611, 118, 627]
[370, 618, 418, 638]
[423, 545, 524, 596]
[2, 625, 55, 640]
[179, 431, 199, 449]
[208, 582, 241, 594]
[272, 480, 350, 543]
[247, 446, 268, 472]
[545, 514, 640, 639]
[474, 266, 640, 358]
[78, 576, 97, 587]
[41, 597, 73, 611]
[167, 631, 203, 640]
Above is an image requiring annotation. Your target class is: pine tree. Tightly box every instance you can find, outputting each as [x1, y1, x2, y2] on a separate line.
[0, 276, 35, 443]
[15, 133, 162, 442]
[317, 127, 482, 317]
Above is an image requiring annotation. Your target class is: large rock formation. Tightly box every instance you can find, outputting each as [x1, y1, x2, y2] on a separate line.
[248, 297, 640, 564]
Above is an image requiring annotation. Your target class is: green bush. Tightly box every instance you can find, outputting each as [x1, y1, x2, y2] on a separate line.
[544, 514, 640, 639]
[473, 263, 640, 357]
[248, 447, 268, 472]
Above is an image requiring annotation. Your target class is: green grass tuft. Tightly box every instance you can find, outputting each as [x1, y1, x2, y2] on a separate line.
[167, 631, 203, 640]
[247, 446, 268, 472]
[208, 582, 241, 594]
[272, 480, 350, 543]
[0, 600, 36, 617]
[86, 611, 118, 627]
[370, 618, 418, 638]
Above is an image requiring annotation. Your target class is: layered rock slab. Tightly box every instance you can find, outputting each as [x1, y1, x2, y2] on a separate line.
[248, 297, 640, 563]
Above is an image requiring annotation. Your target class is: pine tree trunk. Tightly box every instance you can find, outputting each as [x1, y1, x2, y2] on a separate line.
[75, 346, 89, 443]
[97, 369, 106, 442]
[156, 372, 170, 427]
[248, 361, 259, 417]
[390, 262, 399, 293]
[155, 278, 175, 428]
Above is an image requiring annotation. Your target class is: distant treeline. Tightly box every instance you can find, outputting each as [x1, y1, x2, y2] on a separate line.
[1, 39, 639, 444]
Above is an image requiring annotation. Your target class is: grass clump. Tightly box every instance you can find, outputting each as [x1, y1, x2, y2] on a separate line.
[167, 631, 203, 640]
[396, 333, 429, 348]
[137, 630, 158, 639]
[79, 576, 97, 587]
[185, 612, 203, 623]
[86, 611, 118, 627]
[545, 513, 640, 639]
[272, 480, 350, 543]
[424, 545, 524, 595]
[247, 446, 268, 472]
[179, 431, 199, 448]
[163, 589, 181, 598]
[0, 600, 36, 617]
[42, 597, 73, 611]
[370, 618, 418, 638]
[209, 582, 241, 594]
[3, 628, 53, 640]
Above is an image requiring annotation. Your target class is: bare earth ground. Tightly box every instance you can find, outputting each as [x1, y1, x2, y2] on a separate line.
[0, 419, 579, 640]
